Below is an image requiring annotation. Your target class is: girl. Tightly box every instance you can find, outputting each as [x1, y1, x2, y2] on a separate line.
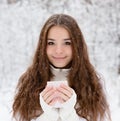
[12, 14, 111, 121]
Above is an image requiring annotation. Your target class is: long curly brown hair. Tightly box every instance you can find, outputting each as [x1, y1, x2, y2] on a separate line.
[12, 14, 111, 121]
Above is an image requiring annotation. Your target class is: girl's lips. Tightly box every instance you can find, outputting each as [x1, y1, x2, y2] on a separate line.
[52, 56, 66, 59]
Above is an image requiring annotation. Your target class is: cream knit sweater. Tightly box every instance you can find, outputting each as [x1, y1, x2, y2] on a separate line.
[32, 66, 86, 121]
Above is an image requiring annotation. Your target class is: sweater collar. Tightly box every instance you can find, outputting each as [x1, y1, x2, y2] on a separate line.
[50, 65, 70, 72]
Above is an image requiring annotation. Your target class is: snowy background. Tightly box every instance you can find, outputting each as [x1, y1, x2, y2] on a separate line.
[0, 0, 120, 121]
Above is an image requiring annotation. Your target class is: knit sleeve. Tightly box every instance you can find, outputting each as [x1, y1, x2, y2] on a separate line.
[37, 93, 59, 121]
[59, 90, 86, 121]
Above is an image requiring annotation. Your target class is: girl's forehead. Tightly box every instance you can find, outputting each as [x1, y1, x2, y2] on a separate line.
[47, 26, 70, 39]
[47, 25, 71, 36]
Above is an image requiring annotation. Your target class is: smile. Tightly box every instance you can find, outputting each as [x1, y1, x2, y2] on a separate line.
[52, 56, 66, 59]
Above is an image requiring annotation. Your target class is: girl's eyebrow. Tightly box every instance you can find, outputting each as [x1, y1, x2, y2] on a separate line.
[64, 38, 71, 41]
[47, 38, 55, 41]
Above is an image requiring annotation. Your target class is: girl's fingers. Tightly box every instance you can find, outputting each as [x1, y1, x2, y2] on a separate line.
[49, 99, 57, 106]
[49, 97, 64, 106]
[58, 84, 73, 96]
[41, 86, 56, 103]
[41, 86, 53, 96]
[45, 92, 58, 104]
[41, 84, 73, 104]
[57, 84, 73, 101]
[57, 91, 69, 101]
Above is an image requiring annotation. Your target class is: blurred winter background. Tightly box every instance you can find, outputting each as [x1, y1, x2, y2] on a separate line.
[0, 0, 119, 120]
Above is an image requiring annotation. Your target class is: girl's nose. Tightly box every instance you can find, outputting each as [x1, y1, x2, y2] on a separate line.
[55, 45, 63, 54]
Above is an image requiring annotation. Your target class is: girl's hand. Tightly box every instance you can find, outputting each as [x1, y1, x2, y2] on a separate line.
[41, 86, 57, 106]
[56, 84, 73, 103]
[41, 84, 73, 106]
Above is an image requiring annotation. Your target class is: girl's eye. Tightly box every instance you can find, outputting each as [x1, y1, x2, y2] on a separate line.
[47, 42, 54, 45]
[65, 42, 71, 45]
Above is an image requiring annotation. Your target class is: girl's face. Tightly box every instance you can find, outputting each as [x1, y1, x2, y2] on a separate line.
[46, 26, 72, 68]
